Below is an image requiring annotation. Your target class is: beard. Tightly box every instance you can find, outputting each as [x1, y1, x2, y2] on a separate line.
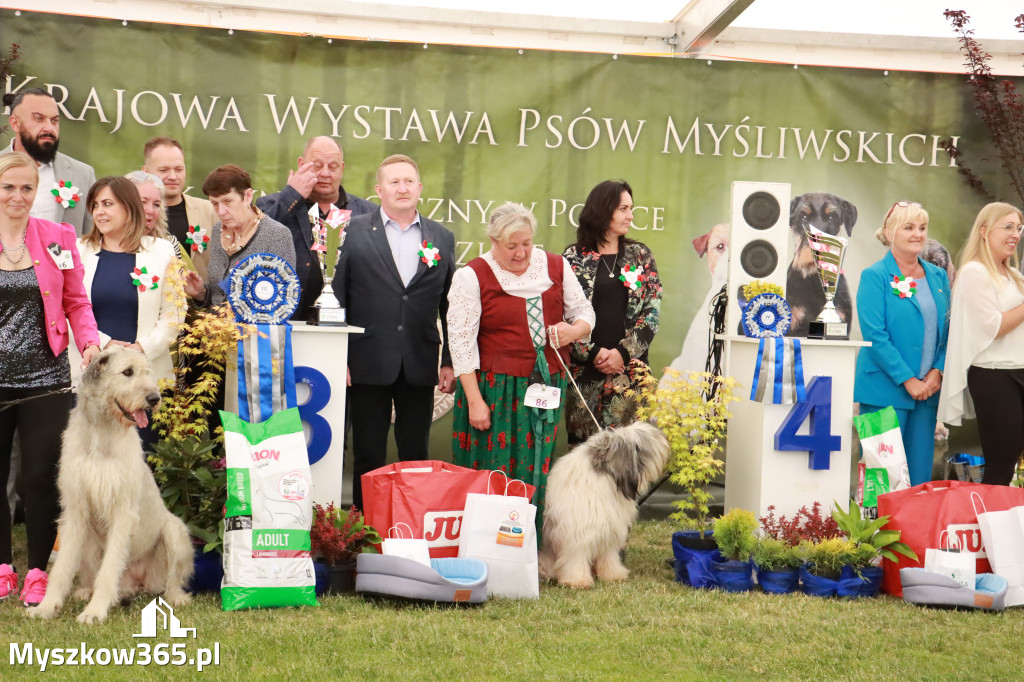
[20, 129, 59, 165]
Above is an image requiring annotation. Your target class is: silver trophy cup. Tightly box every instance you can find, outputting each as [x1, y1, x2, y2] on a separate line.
[806, 230, 849, 340]
[308, 204, 350, 326]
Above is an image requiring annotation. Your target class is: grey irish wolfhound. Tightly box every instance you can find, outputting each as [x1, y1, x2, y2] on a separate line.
[27, 346, 193, 624]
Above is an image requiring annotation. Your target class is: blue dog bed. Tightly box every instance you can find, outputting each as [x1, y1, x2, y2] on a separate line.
[900, 568, 1008, 611]
[355, 554, 489, 603]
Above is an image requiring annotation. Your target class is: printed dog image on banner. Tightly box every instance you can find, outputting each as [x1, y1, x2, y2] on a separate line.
[664, 222, 729, 381]
[786, 192, 858, 336]
[27, 348, 193, 625]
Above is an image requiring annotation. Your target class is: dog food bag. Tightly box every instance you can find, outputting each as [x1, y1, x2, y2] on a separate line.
[853, 406, 910, 514]
[220, 408, 317, 610]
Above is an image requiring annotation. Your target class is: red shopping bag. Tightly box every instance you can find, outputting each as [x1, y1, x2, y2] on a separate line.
[361, 461, 535, 558]
[878, 480, 1024, 597]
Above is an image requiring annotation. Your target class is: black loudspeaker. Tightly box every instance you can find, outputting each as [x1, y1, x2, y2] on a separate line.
[726, 182, 791, 334]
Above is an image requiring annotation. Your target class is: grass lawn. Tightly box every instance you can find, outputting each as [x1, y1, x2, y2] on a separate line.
[2, 520, 1021, 680]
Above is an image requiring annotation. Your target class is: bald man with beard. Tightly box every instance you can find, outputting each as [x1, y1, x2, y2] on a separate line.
[257, 136, 378, 321]
[3, 88, 96, 235]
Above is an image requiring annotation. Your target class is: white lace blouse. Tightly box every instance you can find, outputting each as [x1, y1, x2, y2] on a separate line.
[446, 247, 595, 377]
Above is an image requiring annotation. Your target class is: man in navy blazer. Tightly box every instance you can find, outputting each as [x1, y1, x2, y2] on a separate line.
[333, 154, 456, 508]
[257, 136, 377, 321]
[4, 88, 96, 235]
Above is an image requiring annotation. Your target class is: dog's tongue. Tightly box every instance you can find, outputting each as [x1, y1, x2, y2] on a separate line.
[132, 409, 149, 429]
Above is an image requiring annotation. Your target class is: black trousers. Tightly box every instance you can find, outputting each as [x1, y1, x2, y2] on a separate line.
[348, 365, 434, 510]
[967, 365, 1024, 486]
[0, 386, 72, 571]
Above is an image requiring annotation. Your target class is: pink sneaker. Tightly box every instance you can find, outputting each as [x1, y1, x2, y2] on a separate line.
[20, 568, 47, 606]
[0, 564, 17, 599]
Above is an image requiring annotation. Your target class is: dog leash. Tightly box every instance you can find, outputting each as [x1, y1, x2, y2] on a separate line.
[0, 386, 74, 413]
[547, 325, 602, 432]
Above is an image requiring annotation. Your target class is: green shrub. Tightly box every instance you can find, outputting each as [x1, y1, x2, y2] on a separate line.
[752, 537, 803, 571]
[713, 508, 758, 562]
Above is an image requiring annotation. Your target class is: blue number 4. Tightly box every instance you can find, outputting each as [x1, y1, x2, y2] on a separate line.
[774, 376, 841, 470]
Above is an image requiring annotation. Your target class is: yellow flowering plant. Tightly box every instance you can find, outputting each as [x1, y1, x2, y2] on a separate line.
[632, 368, 738, 538]
[147, 264, 257, 552]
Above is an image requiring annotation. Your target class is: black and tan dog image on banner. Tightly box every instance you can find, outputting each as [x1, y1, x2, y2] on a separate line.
[786, 192, 858, 336]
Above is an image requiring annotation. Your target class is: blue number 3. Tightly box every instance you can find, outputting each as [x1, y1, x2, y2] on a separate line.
[774, 376, 841, 470]
[295, 366, 332, 465]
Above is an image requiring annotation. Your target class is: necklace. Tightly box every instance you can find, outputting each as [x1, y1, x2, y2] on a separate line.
[222, 211, 260, 256]
[600, 253, 617, 278]
[0, 232, 27, 265]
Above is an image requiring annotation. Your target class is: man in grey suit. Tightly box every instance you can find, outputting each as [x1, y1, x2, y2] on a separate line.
[333, 154, 456, 508]
[257, 136, 377, 321]
[3, 87, 95, 234]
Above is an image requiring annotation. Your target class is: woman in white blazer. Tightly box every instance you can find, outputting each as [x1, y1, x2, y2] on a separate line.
[71, 177, 181, 445]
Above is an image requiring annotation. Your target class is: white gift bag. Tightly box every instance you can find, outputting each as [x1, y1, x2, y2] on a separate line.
[972, 492, 1024, 606]
[382, 522, 432, 567]
[924, 530, 976, 589]
[458, 476, 538, 599]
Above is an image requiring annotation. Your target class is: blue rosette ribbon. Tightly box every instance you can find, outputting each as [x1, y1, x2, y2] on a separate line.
[741, 292, 791, 338]
[742, 294, 805, 404]
[227, 254, 301, 423]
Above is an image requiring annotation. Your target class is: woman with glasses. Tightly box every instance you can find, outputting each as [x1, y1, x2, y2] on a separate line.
[854, 201, 950, 486]
[125, 171, 182, 259]
[939, 202, 1024, 485]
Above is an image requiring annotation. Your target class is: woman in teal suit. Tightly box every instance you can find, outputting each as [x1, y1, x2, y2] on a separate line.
[854, 201, 950, 486]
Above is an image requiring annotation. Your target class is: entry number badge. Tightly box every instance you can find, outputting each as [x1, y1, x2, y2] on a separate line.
[524, 383, 561, 410]
[47, 243, 74, 270]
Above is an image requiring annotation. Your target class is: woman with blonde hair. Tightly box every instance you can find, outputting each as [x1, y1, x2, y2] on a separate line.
[0, 152, 99, 604]
[854, 201, 950, 485]
[939, 201, 1024, 485]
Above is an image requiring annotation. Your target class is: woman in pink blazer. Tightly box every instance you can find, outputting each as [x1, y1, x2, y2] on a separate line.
[0, 152, 100, 605]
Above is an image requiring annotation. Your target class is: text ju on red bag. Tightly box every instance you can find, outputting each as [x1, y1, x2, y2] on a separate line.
[877, 480, 1024, 597]
[361, 461, 535, 558]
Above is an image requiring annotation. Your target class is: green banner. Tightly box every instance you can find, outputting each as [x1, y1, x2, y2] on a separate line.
[1, 11, 1010, 458]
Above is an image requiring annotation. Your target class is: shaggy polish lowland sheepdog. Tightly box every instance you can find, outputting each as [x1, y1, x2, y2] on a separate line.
[539, 421, 670, 588]
[26, 347, 193, 625]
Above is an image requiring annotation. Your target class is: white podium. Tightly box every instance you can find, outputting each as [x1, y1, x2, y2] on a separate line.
[723, 335, 868, 518]
[226, 322, 362, 508]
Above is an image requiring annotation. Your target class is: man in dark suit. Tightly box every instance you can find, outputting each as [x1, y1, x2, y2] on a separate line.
[4, 87, 95, 234]
[333, 154, 456, 508]
[257, 136, 377, 321]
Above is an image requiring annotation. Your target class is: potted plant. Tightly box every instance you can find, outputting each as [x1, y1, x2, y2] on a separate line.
[148, 294, 254, 592]
[633, 368, 738, 588]
[832, 498, 918, 598]
[752, 537, 803, 594]
[310, 503, 382, 595]
[711, 509, 758, 592]
[799, 537, 859, 597]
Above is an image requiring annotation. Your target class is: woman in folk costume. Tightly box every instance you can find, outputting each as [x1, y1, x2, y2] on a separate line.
[448, 202, 594, 528]
[562, 180, 662, 444]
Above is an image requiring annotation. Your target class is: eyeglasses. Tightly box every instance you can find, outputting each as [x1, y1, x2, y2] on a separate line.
[997, 222, 1024, 234]
[125, 170, 163, 189]
[884, 201, 922, 225]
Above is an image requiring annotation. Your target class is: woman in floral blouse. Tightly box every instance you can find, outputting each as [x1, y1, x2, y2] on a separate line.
[562, 180, 662, 444]
[448, 202, 594, 530]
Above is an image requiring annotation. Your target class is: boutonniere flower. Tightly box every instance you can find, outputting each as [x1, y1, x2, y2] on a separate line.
[131, 266, 160, 291]
[51, 180, 81, 209]
[186, 224, 209, 253]
[419, 240, 440, 267]
[619, 263, 645, 291]
[891, 274, 917, 299]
